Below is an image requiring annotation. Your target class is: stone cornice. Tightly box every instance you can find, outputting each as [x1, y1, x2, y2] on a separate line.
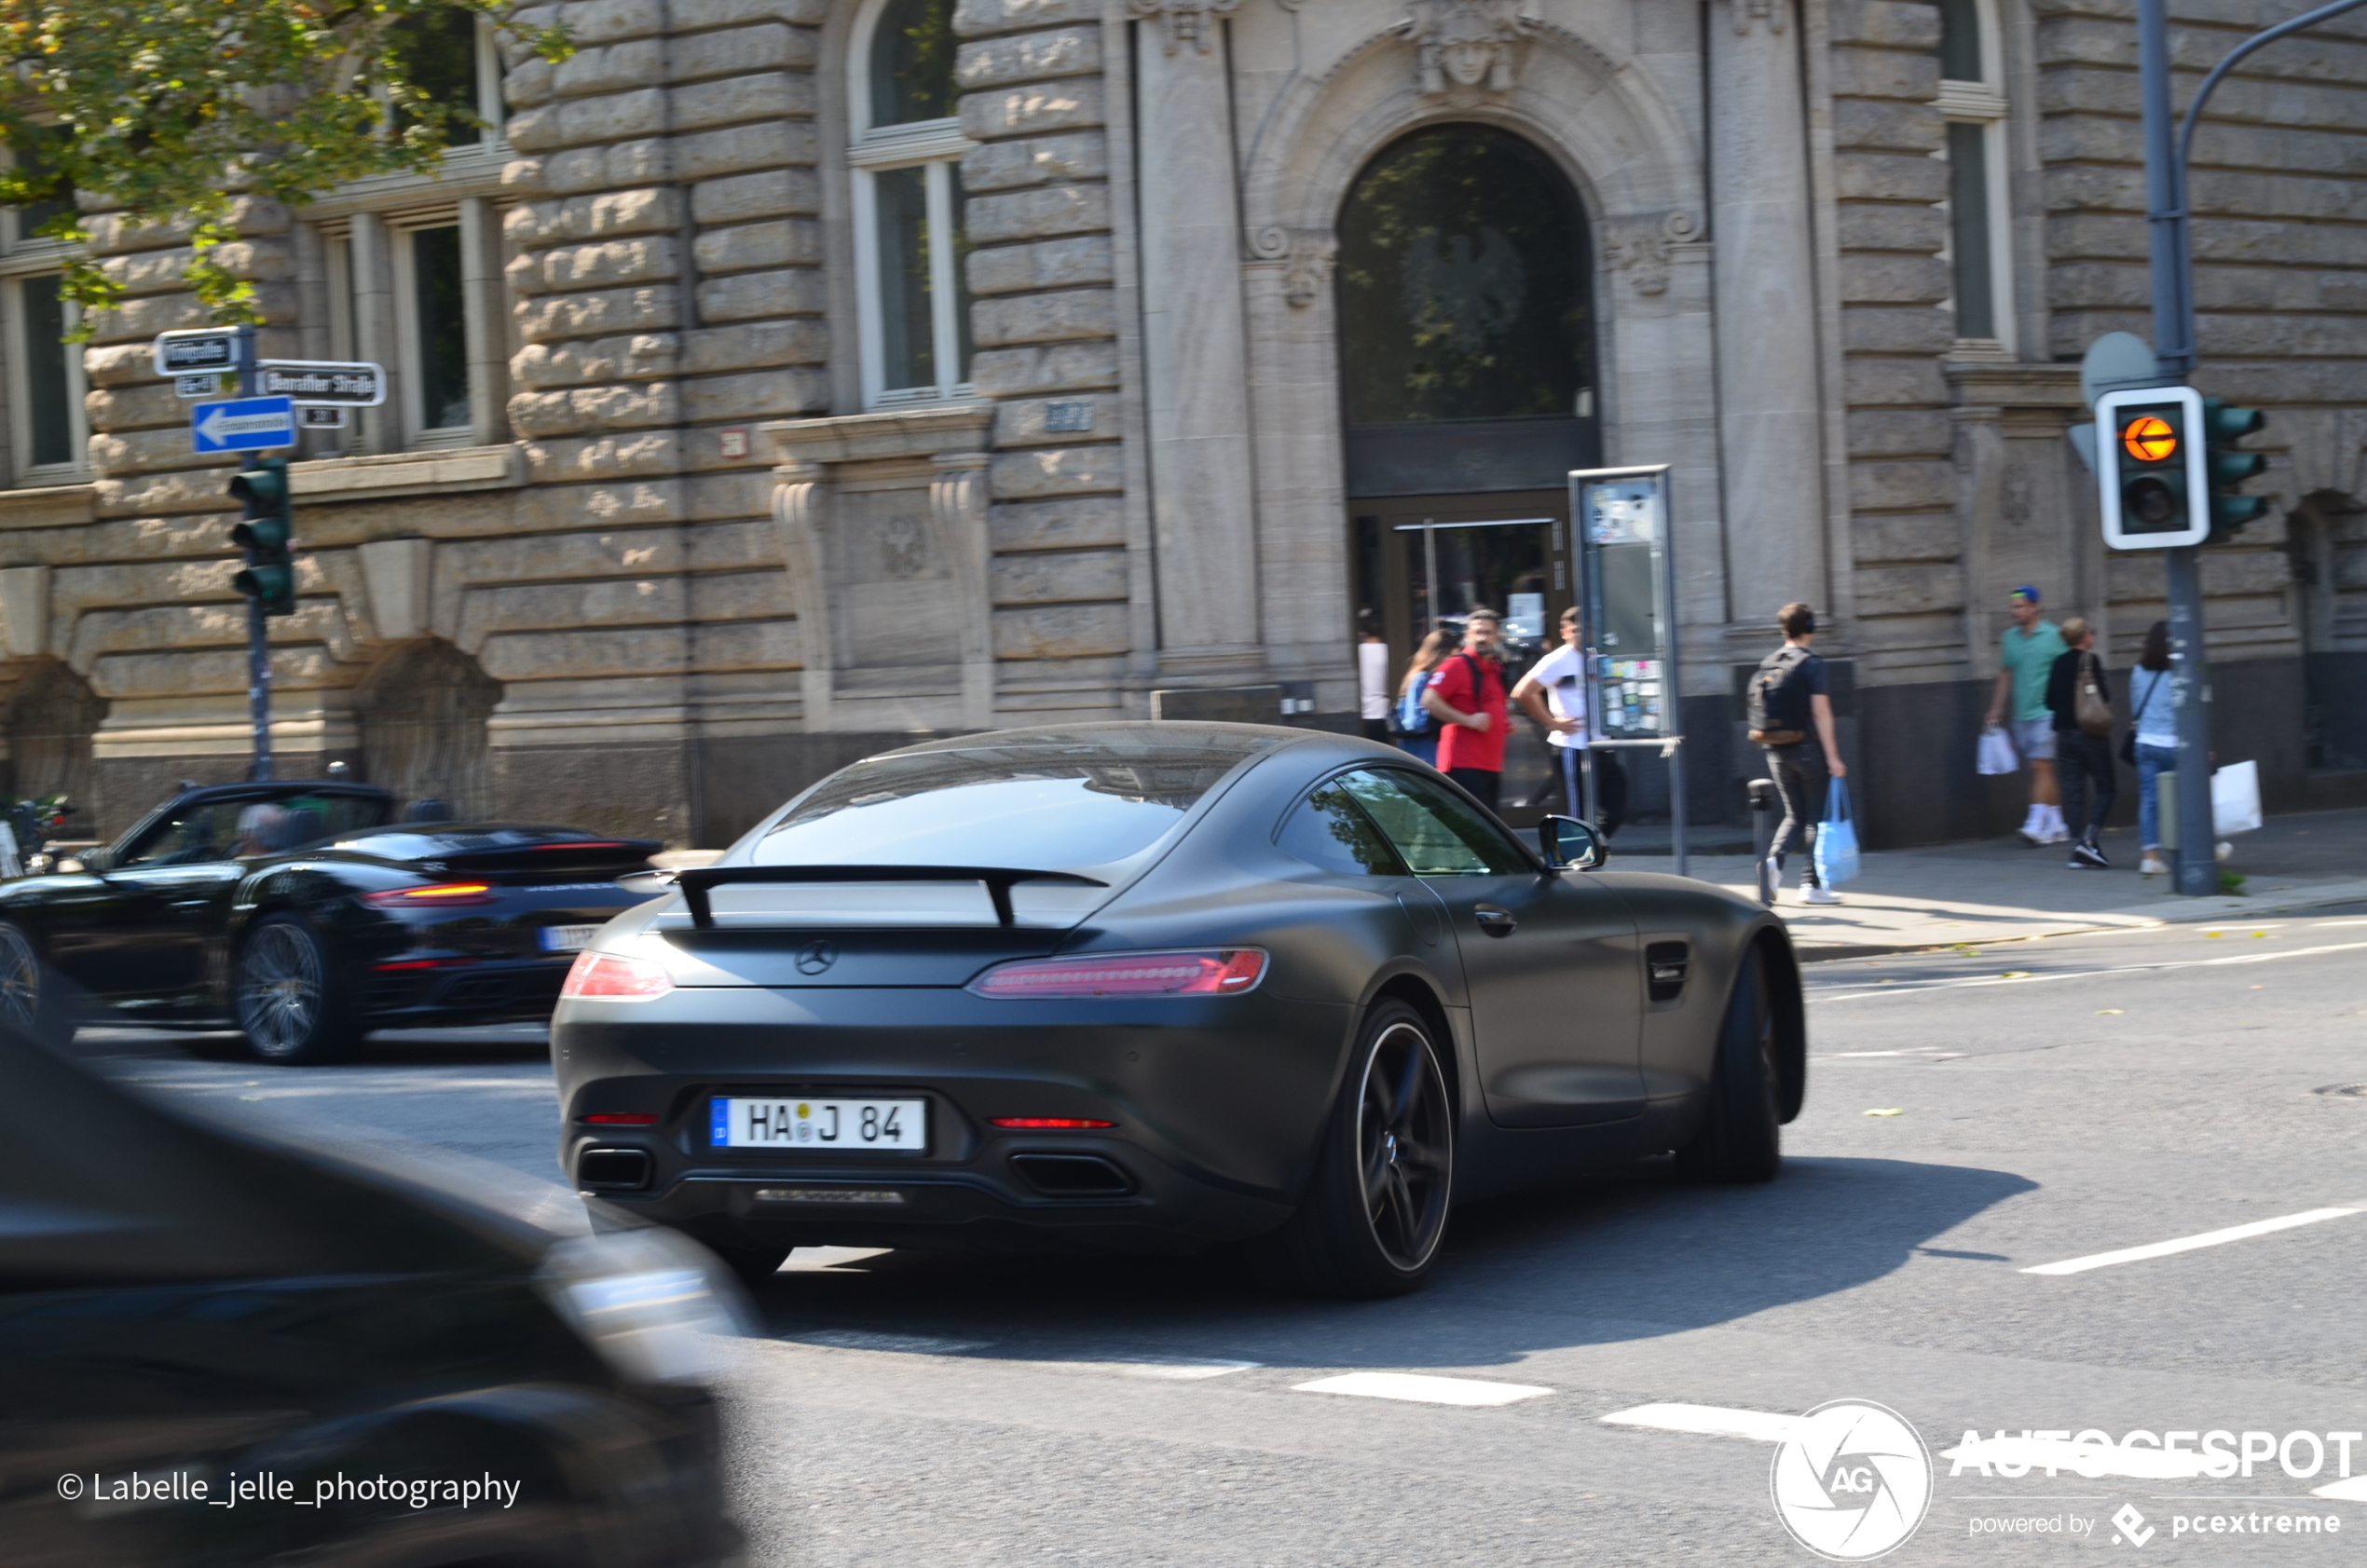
[290, 444, 525, 503]
[1944, 360, 2085, 410]
[0, 482, 96, 531]
[759, 405, 996, 467]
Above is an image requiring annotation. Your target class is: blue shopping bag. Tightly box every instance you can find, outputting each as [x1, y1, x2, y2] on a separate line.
[1814, 777, 1861, 888]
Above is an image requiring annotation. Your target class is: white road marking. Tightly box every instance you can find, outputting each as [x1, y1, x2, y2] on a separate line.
[2312, 919, 2367, 929]
[2312, 1477, 2367, 1501]
[2021, 1207, 2362, 1276]
[797, 1330, 993, 1355]
[1812, 939, 2367, 1004]
[1293, 1372, 1552, 1407]
[1598, 1403, 1803, 1443]
[1067, 1357, 1260, 1381]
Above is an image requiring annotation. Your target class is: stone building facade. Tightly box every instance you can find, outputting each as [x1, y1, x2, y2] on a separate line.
[0, 0, 2361, 845]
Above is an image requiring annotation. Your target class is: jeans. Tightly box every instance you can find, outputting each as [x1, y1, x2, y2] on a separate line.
[1446, 767, 1501, 811]
[2058, 729, 2117, 843]
[1552, 746, 1630, 835]
[1400, 731, 1438, 767]
[1764, 743, 1827, 887]
[2136, 741, 2177, 848]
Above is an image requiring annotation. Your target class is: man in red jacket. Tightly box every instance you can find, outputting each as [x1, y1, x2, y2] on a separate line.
[1421, 607, 1509, 810]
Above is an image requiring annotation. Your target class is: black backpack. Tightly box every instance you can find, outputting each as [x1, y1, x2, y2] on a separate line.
[1746, 648, 1813, 744]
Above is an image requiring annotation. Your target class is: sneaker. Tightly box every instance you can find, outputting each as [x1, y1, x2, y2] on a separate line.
[2042, 828, 2072, 845]
[1800, 885, 1840, 906]
[2070, 841, 2110, 869]
[2215, 840, 2234, 863]
[2140, 853, 2168, 876]
[1759, 856, 1782, 907]
[2017, 825, 2045, 846]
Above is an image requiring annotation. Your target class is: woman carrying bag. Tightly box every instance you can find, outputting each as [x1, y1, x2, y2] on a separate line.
[2128, 621, 2177, 877]
[1393, 630, 1451, 766]
[2045, 617, 2117, 869]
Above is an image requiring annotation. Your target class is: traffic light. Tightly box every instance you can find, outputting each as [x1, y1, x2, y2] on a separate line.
[228, 457, 295, 616]
[2095, 387, 2210, 550]
[2202, 397, 2269, 539]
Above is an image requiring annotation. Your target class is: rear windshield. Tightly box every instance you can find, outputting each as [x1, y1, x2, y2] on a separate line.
[757, 730, 1280, 871]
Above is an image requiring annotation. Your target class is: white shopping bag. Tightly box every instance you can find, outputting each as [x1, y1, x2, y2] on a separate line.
[1976, 725, 2018, 776]
[2211, 759, 2263, 837]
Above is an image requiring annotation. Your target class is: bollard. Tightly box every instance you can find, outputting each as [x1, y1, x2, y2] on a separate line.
[1748, 778, 1778, 905]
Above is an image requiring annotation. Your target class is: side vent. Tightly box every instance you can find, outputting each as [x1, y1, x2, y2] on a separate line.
[1646, 941, 1690, 1002]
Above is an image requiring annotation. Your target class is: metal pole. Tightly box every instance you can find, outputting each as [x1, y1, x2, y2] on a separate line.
[238, 325, 272, 782]
[2136, 0, 2212, 894]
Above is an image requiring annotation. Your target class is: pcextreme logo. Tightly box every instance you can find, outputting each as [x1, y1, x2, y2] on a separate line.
[1771, 1400, 1936, 1561]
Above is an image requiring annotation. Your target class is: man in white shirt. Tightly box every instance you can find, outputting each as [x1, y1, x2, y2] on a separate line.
[1356, 610, 1391, 742]
[1512, 606, 1626, 834]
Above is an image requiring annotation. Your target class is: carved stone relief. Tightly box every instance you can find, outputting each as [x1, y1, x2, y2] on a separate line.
[1129, 0, 1240, 55]
[1601, 211, 1702, 295]
[1400, 0, 1532, 98]
[1250, 226, 1338, 308]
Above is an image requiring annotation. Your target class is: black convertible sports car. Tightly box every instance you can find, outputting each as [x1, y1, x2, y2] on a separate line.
[0, 781, 660, 1062]
[554, 723, 1807, 1296]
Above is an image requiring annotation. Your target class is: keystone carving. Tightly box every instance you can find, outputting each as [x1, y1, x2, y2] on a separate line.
[1251, 226, 1338, 308]
[1400, 0, 1533, 98]
[1601, 211, 1701, 295]
[1129, 0, 1241, 54]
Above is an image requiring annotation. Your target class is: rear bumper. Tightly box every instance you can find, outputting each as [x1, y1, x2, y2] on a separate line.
[553, 985, 1354, 1252]
[363, 958, 570, 1023]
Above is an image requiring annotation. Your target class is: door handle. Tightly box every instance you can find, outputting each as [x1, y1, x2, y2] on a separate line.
[1473, 905, 1517, 937]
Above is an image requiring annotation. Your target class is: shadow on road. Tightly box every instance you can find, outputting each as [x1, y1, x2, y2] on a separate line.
[76, 1025, 551, 1068]
[742, 1153, 2034, 1370]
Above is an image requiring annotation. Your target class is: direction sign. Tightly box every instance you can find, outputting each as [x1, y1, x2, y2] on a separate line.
[191, 396, 296, 454]
[255, 360, 386, 407]
[153, 328, 245, 377]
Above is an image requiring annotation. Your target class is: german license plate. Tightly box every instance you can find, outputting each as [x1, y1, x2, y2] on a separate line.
[540, 923, 605, 953]
[710, 1097, 926, 1152]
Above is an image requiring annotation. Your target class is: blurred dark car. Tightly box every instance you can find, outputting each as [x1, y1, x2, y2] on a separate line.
[0, 781, 662, 1062]
[0, 1018, 743, 1568]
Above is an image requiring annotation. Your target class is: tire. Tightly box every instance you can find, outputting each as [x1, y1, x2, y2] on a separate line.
[1257, 999, 1455, 1298]
[234, 912, 361, 1065]
[715, 1245, 792, 1288]
[1673, 945, 1783, 1184]
[0, 920, 70, 1045]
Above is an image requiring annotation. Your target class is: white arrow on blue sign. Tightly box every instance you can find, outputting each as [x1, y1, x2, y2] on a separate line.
[191, 396, 296, 454]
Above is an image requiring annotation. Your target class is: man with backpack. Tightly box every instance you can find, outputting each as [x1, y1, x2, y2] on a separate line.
[1749, 602, 1848, 907]
[1421, 608, 1510, 810]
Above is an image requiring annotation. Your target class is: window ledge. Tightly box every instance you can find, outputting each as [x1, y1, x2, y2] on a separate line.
[290, 444, 524, 502]
[0, 480, 94, 529]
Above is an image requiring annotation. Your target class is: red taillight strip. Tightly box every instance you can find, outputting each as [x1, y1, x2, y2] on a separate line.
[363, 882, 497, 907]
[966, 948, 1268, 999]
[990, 1117, 1116, 1129]
[580, 1111, 658, 1125]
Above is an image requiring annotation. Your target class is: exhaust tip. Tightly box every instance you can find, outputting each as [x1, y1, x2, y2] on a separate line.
[578, 1147, 653, 1192]
[1008, 1152, 1136, 1197]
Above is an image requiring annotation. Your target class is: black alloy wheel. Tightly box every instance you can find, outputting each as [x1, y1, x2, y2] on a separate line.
[235, 913, 360, 1065]
[0, 920, 62, 1043]
[1258, 999, 1455, 1297]
[1673, 945, 1783, 1183]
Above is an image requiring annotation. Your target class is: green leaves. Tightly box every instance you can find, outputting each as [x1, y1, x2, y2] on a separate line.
[0, 0, 570, 334]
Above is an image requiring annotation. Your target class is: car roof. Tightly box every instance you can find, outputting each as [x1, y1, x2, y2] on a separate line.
[166, 781, 396, 806]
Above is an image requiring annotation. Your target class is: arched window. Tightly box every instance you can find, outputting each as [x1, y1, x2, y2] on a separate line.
[1936, 0, 2013, 351]
[850, 0, 972, 408]
[3, 660, 102, 811]
[354, 640, 502, 821]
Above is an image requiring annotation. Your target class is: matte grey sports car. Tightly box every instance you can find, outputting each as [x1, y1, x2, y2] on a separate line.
[553, 724, 1805, 1296]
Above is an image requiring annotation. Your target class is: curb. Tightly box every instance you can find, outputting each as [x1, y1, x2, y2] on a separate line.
[1787, 878, 2367, 963]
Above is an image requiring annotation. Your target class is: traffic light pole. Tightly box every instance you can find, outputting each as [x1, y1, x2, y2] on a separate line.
[236, 326, 272, 782]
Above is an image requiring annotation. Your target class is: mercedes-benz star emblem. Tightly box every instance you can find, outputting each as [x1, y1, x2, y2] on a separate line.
[795, 941, 839, 975]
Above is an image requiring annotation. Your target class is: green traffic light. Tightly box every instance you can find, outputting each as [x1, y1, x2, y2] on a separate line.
[232, 562, 295, 612]
[231, 514, 291, 552]
[2203, 398, 2264, 441]
[2199, 397, 2269, 542]
[228, 457, 291, 511]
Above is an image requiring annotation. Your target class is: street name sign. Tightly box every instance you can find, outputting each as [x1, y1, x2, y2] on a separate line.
[153, 328, 244, 377]
[191, 396, 297, 454]
[256, 360, 386, 406]
[298, 405, 349, 429]
[174, 374, 222, 399]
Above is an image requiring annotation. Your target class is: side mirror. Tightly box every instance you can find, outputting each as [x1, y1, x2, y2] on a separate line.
[1539, 815, 1605, 871]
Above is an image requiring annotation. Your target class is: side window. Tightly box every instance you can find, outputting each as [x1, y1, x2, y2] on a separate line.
[118, 805, 233, 868]
[1277, 781, 1407, 877]
[1335, 769, 1532, 877]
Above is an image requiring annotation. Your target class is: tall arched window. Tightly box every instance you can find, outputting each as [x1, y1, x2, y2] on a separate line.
[354, 639, 502, 820]
[1936, 0, 2014, 351]
[850, 0, 972, 408]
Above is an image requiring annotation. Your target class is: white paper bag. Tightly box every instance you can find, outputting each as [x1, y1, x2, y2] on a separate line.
[2211, 759, 2263, 837]
[1976, 726, 2018, 776]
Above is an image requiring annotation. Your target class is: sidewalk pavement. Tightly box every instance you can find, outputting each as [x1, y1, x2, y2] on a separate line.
[1610, 805, 2367, 961]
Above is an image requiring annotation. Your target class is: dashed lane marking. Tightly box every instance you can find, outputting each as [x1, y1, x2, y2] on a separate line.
[1598, 1403, 1804, 1443]
[1293, 1372, 1553, 1408]
[2020, 1207, 2362, 1276]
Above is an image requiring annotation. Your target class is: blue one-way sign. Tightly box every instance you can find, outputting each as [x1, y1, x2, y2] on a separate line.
[191, 396, 296, 454]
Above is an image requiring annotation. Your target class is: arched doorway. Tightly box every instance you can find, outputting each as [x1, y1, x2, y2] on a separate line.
[353, 640, 502, 820]
[4, 660, 103, 809]
[1338, 124, 1597, 802]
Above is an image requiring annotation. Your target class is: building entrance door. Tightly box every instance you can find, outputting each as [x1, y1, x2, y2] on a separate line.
[1351, 490, 1571, 818]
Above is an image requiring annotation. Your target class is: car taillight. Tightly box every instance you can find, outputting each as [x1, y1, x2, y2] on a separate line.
[363, 881, 496, 907]
[561, 951, 675, 1001]
[990, 1117, 1116, 1128]
[966, 948, 1267, 999]
[581, 1111, 659, 1125]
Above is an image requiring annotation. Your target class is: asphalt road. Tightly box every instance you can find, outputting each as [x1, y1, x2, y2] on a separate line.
[89, 905, 2367, 1565]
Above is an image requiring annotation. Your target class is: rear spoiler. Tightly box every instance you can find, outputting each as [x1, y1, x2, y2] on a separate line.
[669, 865, 1107, 931]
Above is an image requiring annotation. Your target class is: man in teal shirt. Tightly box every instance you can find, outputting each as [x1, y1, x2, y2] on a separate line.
[1983, 586, 2065, 843]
